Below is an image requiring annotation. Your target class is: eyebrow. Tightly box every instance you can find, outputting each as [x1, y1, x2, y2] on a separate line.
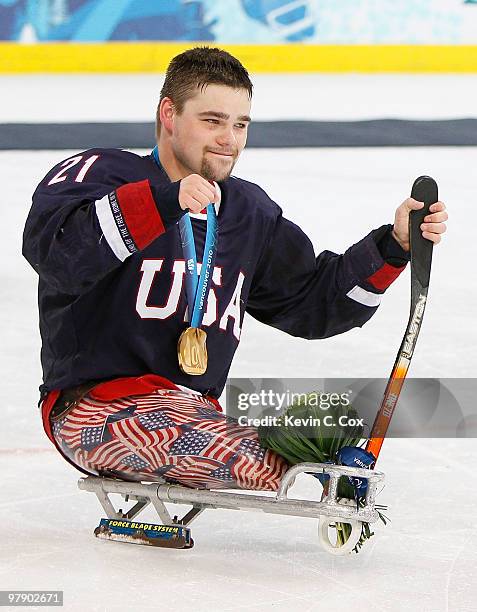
[198, 111, 251, 123]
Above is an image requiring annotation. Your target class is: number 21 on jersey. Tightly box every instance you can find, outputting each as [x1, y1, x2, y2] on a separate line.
[48, 155, 99, 186]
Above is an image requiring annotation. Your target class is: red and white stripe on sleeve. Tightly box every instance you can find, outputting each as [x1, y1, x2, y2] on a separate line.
[95, 180, 165, 261]
[346, 262, 407, 307]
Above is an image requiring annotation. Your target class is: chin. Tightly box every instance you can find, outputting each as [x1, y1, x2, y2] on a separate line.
[201, 159, 234, 182]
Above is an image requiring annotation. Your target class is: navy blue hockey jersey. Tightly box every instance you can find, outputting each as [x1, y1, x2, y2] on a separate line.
[23, 148, 409, 399]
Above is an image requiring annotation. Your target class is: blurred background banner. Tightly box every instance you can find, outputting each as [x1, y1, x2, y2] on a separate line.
[2, 0, 477, 44]
[1, 0, 477, 72]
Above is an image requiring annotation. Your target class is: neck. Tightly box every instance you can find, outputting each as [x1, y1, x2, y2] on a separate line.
[156, 139, 188, 182]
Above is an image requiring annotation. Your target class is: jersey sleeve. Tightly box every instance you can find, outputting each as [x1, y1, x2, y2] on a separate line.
[246, 208, 408, 340]
[22, 149, 184, 295]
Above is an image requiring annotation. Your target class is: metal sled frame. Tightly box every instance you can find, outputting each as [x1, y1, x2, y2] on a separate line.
[79, 462, 384, 554]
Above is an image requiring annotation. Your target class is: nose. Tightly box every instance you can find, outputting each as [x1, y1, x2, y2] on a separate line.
[216, 123, 237, 149]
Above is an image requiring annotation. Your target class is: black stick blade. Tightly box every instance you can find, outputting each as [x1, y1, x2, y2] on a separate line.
[410, 176, 437, 290]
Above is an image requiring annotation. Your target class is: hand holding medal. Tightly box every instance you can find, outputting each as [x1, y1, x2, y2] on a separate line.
[177, 174, 219, 376]
[178, 174, 218, 215]
[151, 147, 220, 376]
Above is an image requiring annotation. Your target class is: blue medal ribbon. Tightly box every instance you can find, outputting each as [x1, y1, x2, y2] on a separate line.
[152, 146, 218, 329]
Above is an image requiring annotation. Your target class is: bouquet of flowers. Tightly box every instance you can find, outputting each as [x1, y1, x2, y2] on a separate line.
[258, 392, 388, 552]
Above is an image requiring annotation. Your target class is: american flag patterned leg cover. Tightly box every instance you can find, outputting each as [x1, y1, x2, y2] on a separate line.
[51, 389, 289, 491]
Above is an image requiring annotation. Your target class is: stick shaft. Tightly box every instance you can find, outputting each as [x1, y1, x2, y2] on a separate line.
[366, 176, 436, 461]
[366, 305, 422, 459]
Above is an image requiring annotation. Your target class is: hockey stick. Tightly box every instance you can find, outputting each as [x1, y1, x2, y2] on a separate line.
[365, 175, 437, 461]
[317, 176, 438, 554]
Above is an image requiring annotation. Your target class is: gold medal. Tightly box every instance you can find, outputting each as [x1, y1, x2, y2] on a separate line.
[177, 327, 208, 375]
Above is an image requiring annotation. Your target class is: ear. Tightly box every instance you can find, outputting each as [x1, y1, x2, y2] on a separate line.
[159, 97, 175, 134]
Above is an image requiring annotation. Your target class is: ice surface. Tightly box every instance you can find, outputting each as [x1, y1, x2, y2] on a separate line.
[0, 75, 476, 612]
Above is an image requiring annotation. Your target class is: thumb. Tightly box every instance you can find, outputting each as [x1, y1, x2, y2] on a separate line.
[209, 180, 221, 204]
[406, 197, 425, 211]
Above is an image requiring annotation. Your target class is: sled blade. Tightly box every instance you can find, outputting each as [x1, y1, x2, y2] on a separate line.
[94, 518, 193, 549]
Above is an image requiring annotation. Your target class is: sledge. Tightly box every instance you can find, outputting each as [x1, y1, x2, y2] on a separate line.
[79, 461, 384, 555]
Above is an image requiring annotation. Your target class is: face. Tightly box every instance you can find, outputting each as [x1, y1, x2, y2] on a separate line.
[161, 84, 251, 182]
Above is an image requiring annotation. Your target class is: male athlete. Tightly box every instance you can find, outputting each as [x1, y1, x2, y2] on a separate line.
[23, 47, 447, 490]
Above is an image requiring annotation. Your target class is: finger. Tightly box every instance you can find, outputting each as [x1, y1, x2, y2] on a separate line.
[420, 222, 447, 234]
[424, 211, 448, 223]
[191, 178, 216, 200]
[208, 181, 220, 203]
[429, 201, 446, 213]
[182, 189, 207, 205]
[181, 197, 199, 213]
[187, 176, 215, 196]
[185, 184, 212, 204]
[195, 183, 217, 202]
[422, 231, 441, 244]
[205, 182, 220, 204]
[194, 191, 213, 207]
[185, 194, 209, 212]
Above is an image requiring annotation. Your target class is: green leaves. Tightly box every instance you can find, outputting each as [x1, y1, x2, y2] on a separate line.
[258, 391, 364, 464]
